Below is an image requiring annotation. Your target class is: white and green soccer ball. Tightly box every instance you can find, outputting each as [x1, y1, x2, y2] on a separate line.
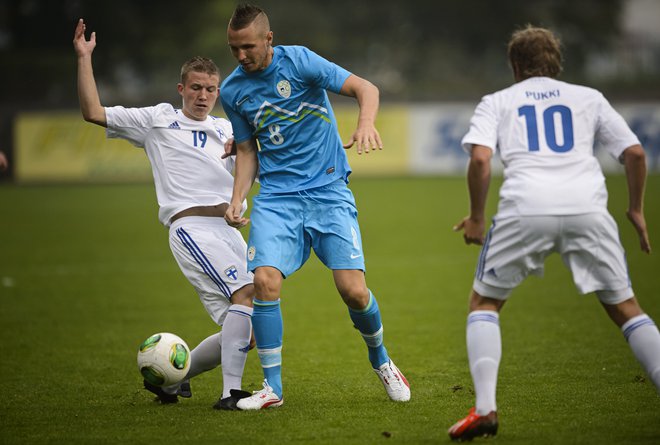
[137, 332, 190, 387]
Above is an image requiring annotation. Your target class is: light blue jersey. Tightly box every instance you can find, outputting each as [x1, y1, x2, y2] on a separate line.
[221, 45, 352, 193]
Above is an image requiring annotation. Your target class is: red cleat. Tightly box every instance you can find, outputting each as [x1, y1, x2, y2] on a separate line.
[448, 407, 498, 441]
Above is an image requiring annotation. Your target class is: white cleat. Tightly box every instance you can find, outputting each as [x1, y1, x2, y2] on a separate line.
[374, 359, 411, 402]
[236, 380, 284, 410]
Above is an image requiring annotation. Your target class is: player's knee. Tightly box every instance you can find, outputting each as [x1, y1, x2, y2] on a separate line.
[253, 268, 282, 299]
[469, 289, 505, 312]
[601, 296, 643, 327]
[231, 284, 255, 307]
[338, 285, 370, 309]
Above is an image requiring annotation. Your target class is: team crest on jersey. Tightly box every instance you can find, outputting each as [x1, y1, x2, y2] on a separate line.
[224, 265, 238, 281]
[276, 80, 291, 98]
[247, 246, 256, 261]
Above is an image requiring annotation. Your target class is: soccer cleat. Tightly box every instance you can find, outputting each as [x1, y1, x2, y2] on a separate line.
[374, 359, 411, 402]
[236, 380, 284, 410]
[143, 379, 178, 404]
[177, 380, 192, 398]
[213, 389, 252, 411]
[448, 407, 498, 442]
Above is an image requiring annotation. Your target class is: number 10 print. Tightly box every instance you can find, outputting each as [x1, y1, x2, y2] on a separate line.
[518, 105, 574, 152]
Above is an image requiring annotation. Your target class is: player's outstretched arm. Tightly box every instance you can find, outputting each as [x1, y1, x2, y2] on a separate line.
[73, 18, 106, 127]
[453, 145, 492, 245]
[0, 151, 8, 172]
[339, 74, 383, 155]
[225, 139, 259, 229]
[622, 144, 651, 254]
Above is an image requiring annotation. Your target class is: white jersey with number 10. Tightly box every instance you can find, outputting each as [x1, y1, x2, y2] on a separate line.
[461, 76, 640, 218]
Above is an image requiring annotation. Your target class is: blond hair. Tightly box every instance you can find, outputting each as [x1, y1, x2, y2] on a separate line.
[180, 56, 220, 84]
[508, 25, 563, 80]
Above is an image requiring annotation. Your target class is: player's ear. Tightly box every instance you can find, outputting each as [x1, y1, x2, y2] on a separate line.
[177, 83, 184, 95]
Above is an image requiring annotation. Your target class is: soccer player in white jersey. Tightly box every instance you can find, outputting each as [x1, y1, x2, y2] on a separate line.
[221, 4, 410, 409]
[73, 19, 255, 410]
[449, 25, 660, 441]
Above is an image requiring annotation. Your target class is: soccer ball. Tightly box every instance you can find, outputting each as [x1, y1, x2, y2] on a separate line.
[137, 332, 191, 387]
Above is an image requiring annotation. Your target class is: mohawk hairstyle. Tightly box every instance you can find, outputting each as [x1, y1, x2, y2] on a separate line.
[229, 4, 267, 30]
[508, 25, 563, 80]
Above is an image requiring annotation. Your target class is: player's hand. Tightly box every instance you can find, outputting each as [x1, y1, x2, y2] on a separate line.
[221, 138, 236, 159]
[453, 216, 486, 245]
[626, 209, 651, 254]
[343, 123, 383, 155]
[0, 152, 8, 172]
[73, 18, 96, 57]
[224, 202, 249, 229]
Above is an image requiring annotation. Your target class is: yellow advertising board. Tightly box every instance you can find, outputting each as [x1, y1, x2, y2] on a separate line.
[335, 104, 409, 176]
[15, 111, 152, 183]
[15, 106, 411, 183]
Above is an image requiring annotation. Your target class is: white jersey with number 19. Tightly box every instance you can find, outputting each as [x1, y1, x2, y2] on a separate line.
[461, 77, 640, 218]
[105, 103, 246, 226]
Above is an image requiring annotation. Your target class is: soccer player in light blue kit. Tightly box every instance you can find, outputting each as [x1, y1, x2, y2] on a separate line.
[221, 4, 410, 409]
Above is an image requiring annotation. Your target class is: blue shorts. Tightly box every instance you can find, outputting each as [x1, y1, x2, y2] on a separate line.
[247, 180, 366, 277]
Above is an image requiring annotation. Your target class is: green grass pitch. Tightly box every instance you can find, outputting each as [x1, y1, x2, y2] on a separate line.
[1, 175, 659, 444]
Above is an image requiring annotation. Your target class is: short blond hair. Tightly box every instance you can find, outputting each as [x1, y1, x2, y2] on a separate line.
[180, 56, 220, 85]
[508, 25, 563, 80]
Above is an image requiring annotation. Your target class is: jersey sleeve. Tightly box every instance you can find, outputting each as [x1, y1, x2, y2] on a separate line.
[297, 47, 351, 94]
[461, 94, 498, 154]
[220, 95, 254, 144]
[105, 105, 159, 148]
[595, 95, 641, 162]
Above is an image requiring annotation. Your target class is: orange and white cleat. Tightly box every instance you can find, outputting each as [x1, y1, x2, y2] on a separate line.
[448, 407, 498, 441]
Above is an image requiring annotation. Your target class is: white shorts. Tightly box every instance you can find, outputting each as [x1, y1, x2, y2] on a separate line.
[169, 216, 253, 326]
[473, 213, 633, 304]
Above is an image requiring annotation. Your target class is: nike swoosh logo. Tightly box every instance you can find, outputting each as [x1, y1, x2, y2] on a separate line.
[350, 253, 362, 259]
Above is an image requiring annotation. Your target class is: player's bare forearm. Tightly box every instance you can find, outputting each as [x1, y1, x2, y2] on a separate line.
[467, 146, 492, 222]
[226, 140, 258, 228]
[622, 144, 651, 253]
[622, 145, 646, 214]
[454, 145, 492, 245]
[74, 19, 106, 127]
[340, 74, 383, 154]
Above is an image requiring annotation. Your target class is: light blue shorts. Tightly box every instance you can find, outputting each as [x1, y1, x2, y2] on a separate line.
[247, 180, 366, 277]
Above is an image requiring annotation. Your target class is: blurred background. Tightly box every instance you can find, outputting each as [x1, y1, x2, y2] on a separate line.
[1, 0, 659, 182]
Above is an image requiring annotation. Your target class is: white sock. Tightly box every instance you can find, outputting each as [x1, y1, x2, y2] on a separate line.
[467, 310, 501, 415]
[221, 304, 253, 398]
[162, 332, 223, 394]
[188, 332, 223, 379]
[622, 314, 660, 393]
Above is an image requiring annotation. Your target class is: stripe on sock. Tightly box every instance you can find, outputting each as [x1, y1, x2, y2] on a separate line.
[257, 347, 282, 368]
[361, 326, 384, 348]
[228, 308, 253, 318]
[468, 311, 500, 326]
[622, 315, 656, 341]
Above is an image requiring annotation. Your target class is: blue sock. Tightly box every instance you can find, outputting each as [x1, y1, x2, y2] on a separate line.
[348, 290, 389, 368]
[252, 298, 283, 397]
